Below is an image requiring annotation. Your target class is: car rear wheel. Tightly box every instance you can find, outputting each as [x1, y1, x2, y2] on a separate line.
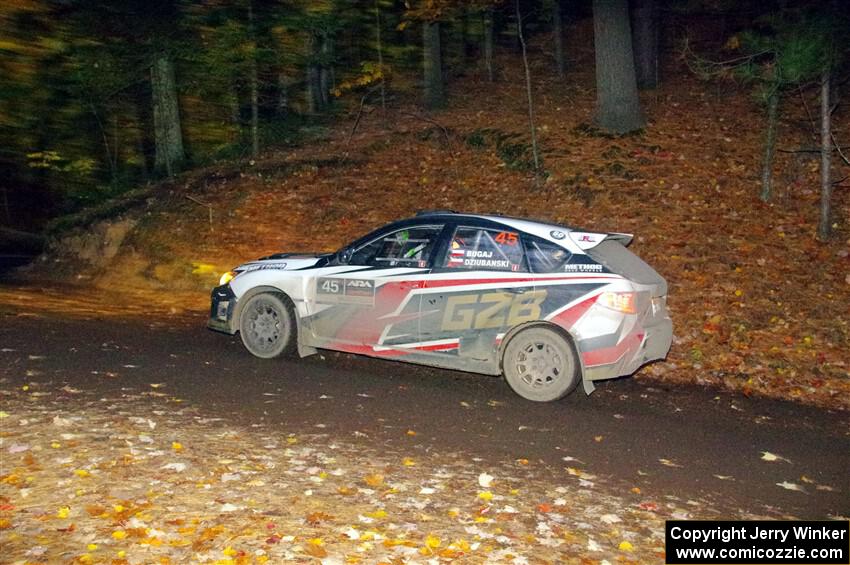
[239, 293, 296, 359]
[502, 327, 580, 402]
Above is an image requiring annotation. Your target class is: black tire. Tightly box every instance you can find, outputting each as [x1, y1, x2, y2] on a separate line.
[502, 326, 580, 402]
[238, 292, 296, 359]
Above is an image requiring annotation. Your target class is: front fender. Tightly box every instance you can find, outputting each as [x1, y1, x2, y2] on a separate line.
[231, 285, 317, 359]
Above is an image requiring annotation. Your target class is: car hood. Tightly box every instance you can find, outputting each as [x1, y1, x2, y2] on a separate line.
[236, 252, 332, 273]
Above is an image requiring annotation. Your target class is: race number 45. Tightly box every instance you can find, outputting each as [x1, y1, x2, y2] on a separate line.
[441, 290, 547, 331]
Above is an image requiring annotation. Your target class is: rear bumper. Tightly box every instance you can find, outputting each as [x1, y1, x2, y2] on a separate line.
[207, 284, 237, 334]
[584, 316, 672, 382]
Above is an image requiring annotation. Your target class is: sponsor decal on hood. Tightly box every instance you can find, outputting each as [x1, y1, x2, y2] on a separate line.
[238, 255, 324, 273]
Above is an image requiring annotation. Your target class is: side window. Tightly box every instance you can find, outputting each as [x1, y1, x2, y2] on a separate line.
[444, 227, 526, 272]
[524, 235, 571, 273]
[350, 225, 442, 267]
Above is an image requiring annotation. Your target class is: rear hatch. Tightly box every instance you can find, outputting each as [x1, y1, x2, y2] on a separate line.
[585, 239, 667, 297]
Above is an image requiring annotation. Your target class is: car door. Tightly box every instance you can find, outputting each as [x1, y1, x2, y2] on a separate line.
[418, 224, 544, 371]
[306, 224, 445, 356]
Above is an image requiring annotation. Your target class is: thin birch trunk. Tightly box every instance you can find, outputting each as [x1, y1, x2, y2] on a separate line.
[483, 10, 495, 82]
[516, 0, 541, 184]
[817, 71, 832, 241]
[248, 1, 259, 157]
[760, 91, 780, 202]
[277, 72, 288, 116]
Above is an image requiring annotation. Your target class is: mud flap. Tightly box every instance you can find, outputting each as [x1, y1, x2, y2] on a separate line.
[297, 340, 317, 358]
[295, 307, 318, 358]
[582, 377, 595, 395]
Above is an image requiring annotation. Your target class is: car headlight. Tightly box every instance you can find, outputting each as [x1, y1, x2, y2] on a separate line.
[219, 271, 236, 286]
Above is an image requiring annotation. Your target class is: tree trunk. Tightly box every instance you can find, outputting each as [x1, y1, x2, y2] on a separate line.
[1, 186, 10, 225]
[817, 72, 832, 241]
[248, 0, 259, 158]
[249, 64, 259, 157]
[759, 91, 779, 202]
[151, 53, 185, 177]
[305, 33, 321, 114]
[516, 0, 541, 183]
[483, 10, 495, 82]
[631, 0, 658, 89]
[319, 34, 332, 108]
[276, 72, 288, 116]
[423, 21, 444, 109]
[375, 0, 386, 112]
[228, 87, 241, 127]
[592, 0, 644, 134]
[552, 0, 565, 79]
[132, 86, 155, 178]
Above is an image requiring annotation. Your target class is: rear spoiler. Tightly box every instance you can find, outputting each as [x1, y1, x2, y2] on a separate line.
[568, 231, 633, 250]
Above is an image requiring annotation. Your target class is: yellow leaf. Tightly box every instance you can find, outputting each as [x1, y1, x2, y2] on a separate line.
[619, 541, 634, 551]
[51, 442, 60, 448]
[112, 530, 127, 540]
[478, 491, 493, 501]
[364, 474, 384, 487]
[286, 436, 298, 445]
[425, 534, 441, 549]
[57, 506, 70, 519]
[406, 430, 417, 436]
[74, 469, 90, 478]
[114, 504, 125, 513]
[171, 442, 183, 451]
[365, 509, 387, 519]
[307, 537, 324, 546]
[223, 546, 237, 557]
[402, 457, 415, 466]
[450, 539, 471, 552]
[87, 543, 98, 551]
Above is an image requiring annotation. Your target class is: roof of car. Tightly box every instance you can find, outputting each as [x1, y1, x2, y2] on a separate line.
[411, 211, 577, 243]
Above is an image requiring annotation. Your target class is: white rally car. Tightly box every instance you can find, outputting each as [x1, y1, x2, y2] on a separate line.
[208, 211, 672, 401]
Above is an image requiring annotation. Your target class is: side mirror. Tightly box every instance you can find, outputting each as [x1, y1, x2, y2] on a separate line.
[338, 247, 353, 264]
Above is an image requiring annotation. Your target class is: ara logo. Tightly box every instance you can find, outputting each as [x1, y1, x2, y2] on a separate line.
[346, 279, 373, 289]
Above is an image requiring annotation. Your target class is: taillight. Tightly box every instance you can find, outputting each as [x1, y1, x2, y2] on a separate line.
[597, 291, 636, 314]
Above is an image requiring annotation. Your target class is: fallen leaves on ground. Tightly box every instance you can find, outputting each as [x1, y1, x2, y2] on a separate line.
[0, 383, 768, 564]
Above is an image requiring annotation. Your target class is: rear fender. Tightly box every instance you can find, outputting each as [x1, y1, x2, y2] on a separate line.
[499, 321, 591, 393]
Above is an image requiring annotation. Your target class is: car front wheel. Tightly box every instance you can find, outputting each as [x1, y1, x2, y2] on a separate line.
[238, 292, 296, 359]
[502, 327, 580, 402]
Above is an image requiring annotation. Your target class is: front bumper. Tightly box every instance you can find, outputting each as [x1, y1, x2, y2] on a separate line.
[207, 284, 237, 334]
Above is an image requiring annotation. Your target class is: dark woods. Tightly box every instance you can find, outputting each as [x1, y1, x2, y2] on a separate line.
[0, 0, 846, 238]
